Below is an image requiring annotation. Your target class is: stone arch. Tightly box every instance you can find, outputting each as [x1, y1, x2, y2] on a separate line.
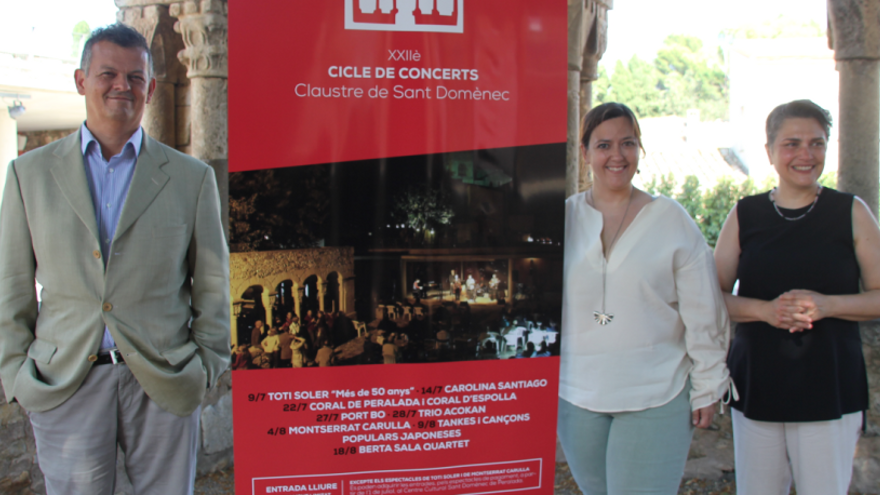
[231, 276, 264, 303]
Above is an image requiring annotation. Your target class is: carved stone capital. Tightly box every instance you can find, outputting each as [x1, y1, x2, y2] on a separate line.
[172, 1, 228, 78]
[581, 1, 608, 83]
[828, 0, 880, 60]
[568, 0, 609, 77]
[116, 0, 179, 6]
[119, 5, 183, 81]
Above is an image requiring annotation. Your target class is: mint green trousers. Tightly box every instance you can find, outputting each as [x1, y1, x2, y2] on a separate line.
[557, 386, 694, 495]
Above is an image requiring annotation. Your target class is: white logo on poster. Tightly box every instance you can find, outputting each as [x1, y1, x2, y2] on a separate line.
[345, 0, 464, 33]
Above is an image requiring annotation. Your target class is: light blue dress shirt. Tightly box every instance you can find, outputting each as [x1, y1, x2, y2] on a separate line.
[81, 123, 143, 351]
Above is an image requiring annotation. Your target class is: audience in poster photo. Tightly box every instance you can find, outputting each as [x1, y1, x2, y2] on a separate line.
[234, 295, 559, 370]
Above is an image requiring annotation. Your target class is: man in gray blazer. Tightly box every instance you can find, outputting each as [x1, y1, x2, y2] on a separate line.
[0, 24, 230, 494]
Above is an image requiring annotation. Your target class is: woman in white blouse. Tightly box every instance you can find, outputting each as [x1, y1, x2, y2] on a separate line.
[558, 102, 733, 494]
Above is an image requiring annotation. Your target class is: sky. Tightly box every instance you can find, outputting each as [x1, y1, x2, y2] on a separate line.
[0, 0, 118, 58]
[603, 0, 828, 69]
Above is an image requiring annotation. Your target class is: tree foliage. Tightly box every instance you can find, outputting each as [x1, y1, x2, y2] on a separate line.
[596, 35, 728, 121]
[644, 174, 757, 247]
[644, 173, 844, 247]
[72, 21, 90, 58]
[229, 167, 330, 252]
[391, 187, 454, 233]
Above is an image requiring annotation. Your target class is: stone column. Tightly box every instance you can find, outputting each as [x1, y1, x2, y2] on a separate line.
[580, 0, 610, 120]
[336, 279, 344, 314]
[172, 0, 229, 234]
[295, 286, 303, 319]
[229, 300, 238, 347]
[567, 0, 586, 199]
[0, 111, 17, 209]
[828, 0, 880, 217]
[828, 5, 880, 491]
[119, 4, 184, 147]
[261, 289, 273, 328]
[567, 0, 611, 197]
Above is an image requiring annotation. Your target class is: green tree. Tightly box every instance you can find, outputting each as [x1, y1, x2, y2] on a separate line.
[606, 57, 664, 118]
[643, 173, 677, 198]
[596, 35, 728, 121]
[818, 173, 837, 189]
[392, 187, 454, 234]
[72, 21, 90, 58]
[655, 35, 728, 120]
[643, 174, 758, 247]
[675, 175, 703, 221]
[700, 177, 757, 246]
[594, 66, 612, 105]
[229, 167, 330, 252]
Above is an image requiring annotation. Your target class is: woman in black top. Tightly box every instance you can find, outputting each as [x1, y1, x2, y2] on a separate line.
[714, 100, 880, 494]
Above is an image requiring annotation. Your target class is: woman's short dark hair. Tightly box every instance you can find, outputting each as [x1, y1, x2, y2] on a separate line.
[765, 99, 832, 146]
[80, 23, 153, 77]
[581, 102, 644, 154]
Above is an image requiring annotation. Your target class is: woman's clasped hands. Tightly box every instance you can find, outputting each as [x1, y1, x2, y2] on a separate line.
[766, 289, 830, 332]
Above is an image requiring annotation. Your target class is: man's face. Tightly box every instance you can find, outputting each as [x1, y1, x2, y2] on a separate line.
[75, 41, 155, 133]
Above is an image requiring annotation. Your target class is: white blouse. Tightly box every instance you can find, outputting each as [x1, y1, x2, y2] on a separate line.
[559, 193, 731, 412]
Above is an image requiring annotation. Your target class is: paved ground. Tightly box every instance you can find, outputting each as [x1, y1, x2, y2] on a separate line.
[193, 468, 234, 494]
[554, 463, 738, 495]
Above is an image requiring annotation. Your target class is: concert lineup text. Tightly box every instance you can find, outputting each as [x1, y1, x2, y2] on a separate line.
[245, 379, 547, 454]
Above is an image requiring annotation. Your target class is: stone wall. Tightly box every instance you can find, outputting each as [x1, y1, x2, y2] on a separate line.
[231, 247, 355, 295]
[17, 129, 77, 155]
[854, 321, 880, 493]
[0, 383, 43, 495]
[230, 247, 357, 338]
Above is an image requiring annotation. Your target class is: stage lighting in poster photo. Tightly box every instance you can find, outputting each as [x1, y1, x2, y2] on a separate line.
[228, 1, 567, 494]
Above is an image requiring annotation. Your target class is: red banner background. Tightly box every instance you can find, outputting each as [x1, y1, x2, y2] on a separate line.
[228, 0, 567, 171]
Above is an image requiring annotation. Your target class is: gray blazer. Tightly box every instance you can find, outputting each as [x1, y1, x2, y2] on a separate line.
[0, 130, 230, 416]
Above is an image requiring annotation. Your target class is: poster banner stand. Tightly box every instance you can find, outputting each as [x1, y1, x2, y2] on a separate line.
[229, 2, 567, 494]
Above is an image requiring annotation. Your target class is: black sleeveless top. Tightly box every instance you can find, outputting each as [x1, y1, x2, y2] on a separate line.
[727, 188, 868, 422]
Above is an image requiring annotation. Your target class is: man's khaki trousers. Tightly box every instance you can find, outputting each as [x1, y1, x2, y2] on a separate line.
[27, 363, 200, 495]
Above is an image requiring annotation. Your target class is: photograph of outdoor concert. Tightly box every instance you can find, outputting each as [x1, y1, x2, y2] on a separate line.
[228, 143, 564, 369]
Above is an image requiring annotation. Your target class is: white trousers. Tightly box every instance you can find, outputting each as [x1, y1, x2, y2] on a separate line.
[28, 363, 200, 495]
[732, 408, 861, 495]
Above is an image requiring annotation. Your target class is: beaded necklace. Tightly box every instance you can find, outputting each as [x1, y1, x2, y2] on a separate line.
[770, 186, 823, 221]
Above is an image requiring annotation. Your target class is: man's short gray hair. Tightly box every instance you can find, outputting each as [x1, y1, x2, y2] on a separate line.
[80, 23, 153, 78]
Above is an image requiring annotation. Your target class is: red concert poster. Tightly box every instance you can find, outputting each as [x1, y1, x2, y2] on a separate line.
[228, 1, 567, 494]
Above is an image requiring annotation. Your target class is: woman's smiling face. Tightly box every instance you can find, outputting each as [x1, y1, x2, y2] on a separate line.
[766, 117, 827, 189]
[586, 116, 640, 192]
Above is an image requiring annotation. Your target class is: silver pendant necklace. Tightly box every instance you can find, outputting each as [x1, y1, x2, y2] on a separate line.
[590, 188, 634, 325]
[770, 186, 822, 221]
